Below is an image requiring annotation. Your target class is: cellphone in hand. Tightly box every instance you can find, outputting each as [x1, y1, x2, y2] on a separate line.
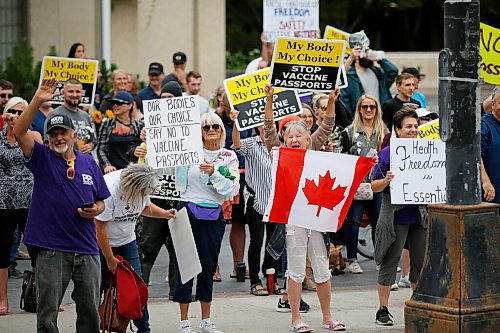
[82, 202, 94, 210]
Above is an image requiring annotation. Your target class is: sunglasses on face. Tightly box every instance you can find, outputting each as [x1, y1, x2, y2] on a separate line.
[7, 109, 23, 115]
[318, 105, 327, 111]
[419, 116, 431, 121]
[0, 93, 13, 99]
[202, 124, 221, 131]
[361, 105, 377, 110]
[67, 160, 75, 181]
[112, 101, 129, 106]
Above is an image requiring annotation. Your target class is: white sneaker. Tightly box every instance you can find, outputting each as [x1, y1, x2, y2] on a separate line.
[346, 260, 364, 274]
[179, 322, 195, 333]
[200, 320, 223, 333]
[391, 283, 399, 291]
[398, 275, 411, 288]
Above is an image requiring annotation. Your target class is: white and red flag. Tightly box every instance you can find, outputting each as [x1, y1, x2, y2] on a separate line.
[263, 147, 374, 232]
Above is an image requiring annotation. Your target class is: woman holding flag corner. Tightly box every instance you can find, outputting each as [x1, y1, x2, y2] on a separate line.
[263, 83, 347, 332]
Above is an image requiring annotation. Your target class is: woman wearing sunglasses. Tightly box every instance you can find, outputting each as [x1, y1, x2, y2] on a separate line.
[0, 97, 42, 315]
[97, 91, 144, 174]
[339, 94, 388, 275]
[174, 112, 240, 333]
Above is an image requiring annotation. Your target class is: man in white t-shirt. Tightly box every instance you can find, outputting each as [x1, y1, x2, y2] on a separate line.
[95, 164, 176, 333]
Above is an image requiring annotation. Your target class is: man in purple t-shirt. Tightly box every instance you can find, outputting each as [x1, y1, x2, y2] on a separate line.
[13, 78, 110, 332]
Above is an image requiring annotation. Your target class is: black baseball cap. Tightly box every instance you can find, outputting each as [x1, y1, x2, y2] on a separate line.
[148, 62, 164, 75]
[172, 52, 187, 64]
[402, 67, 426, 78]
[46, 114, 74, 134]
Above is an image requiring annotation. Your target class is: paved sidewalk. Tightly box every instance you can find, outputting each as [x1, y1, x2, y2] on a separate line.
[0, 285, 410, 332]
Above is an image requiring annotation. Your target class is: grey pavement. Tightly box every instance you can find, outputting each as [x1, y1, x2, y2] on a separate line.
[2, 224, 410, 332]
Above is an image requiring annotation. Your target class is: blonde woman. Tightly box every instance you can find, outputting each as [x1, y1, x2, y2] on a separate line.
[340, 94, 388, 274]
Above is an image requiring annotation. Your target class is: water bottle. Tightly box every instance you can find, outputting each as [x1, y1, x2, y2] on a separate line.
[236, 261, 246, 282]
[266, 268, 275, 295]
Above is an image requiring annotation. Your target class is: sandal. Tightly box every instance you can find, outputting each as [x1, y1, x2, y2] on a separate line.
[229, 269, 250, 279]
[250, 283, 269, 296]
[274, 283, 286, 295]
[322, 320, 346, 331]
[289, 321, 313, 333]
[213, 272, 222, 282]
[0, 305, 8, 316]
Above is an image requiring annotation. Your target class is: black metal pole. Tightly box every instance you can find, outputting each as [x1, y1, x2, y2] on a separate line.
[439, 0, 481, 205]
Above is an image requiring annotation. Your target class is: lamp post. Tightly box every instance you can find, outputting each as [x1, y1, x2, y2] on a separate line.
[404, 1, 500, 332]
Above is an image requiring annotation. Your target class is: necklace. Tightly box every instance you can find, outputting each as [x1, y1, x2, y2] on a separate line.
[115, 117, 131, 126]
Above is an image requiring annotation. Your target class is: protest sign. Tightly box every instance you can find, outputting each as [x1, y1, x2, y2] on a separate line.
[337, 64, 348, 88]
[39, 56, 98, 106]
[418, 119, 440, 139]
[324, 25, 351, 55]
[151, 173, 181, 201]
[143, 96, 204, 169]
[263, 0, 319, 43]
[269, 37, 346, 92]
[390, 138, 446, 204]
[480, 22, 500, 85]
[168, 208, 202, 284]
[224, 67, 302, 131]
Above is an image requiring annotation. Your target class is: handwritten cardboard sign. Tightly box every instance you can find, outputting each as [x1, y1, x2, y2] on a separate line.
[39, 56, 99, 106]
[263, 0, 319, 43]
[324, 25, 351, 55]
[480, 22, 500, 85]
[418, 119, 440, 139]
[390, 138, 447, 204]
[143, 96, 204, 169]
[269, 37, 346, 92]
[150, 173, 181, 201]
[224, 67, 302, 131]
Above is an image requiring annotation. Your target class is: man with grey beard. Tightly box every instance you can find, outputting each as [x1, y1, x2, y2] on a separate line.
[14, 79, 110, 332]
[43, 78, 96, 153]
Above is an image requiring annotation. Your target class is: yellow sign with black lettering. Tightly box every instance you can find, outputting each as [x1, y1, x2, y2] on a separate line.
[269, 37, 346, 92]
[40, 56, 99, 106]
[224, 68, 302, 131]
[480, 23, 500, 85]
[418, 119, 440, 139]
[324, 25, 351, 55]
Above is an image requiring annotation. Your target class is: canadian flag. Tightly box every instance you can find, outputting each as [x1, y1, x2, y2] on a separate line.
[263, 147, 374, 232]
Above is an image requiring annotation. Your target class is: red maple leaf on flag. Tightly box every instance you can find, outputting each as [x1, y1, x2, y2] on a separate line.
[302, 170, 347, 217]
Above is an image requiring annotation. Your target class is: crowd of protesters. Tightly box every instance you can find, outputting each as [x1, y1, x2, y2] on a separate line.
[0, 33, 498, 333]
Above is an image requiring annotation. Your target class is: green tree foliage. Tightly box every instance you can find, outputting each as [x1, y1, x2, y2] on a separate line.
[0, 40, 57, 101]
[227, 0, 500, 54]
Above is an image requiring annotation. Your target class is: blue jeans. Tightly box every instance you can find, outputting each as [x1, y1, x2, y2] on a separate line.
[36, 249, 100, 333]
[345, 192, 382, 260]
[100, 240, 150, 333]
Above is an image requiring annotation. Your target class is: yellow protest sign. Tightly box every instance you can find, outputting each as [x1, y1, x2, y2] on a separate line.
[224, 68, 302, 130]
[480, 23, 500, 85]
[418, 119, 440, 139]
[324, 25, 351, 55]
[270, 37, 346, 91]
[40, 56, 99, 105]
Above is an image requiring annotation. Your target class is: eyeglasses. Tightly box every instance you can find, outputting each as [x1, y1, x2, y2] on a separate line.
[0, 93, 13, 99]
[67, 160, 75, 181]
[7, 109, 23, 115]
[361, 105, 377, 110]
[202, 124, 221, 131]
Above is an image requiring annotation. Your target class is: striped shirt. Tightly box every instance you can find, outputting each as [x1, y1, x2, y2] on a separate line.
[234, 136, 272, 215]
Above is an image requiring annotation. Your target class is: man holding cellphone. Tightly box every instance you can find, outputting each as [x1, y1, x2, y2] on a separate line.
[13, 79, 110, 333]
